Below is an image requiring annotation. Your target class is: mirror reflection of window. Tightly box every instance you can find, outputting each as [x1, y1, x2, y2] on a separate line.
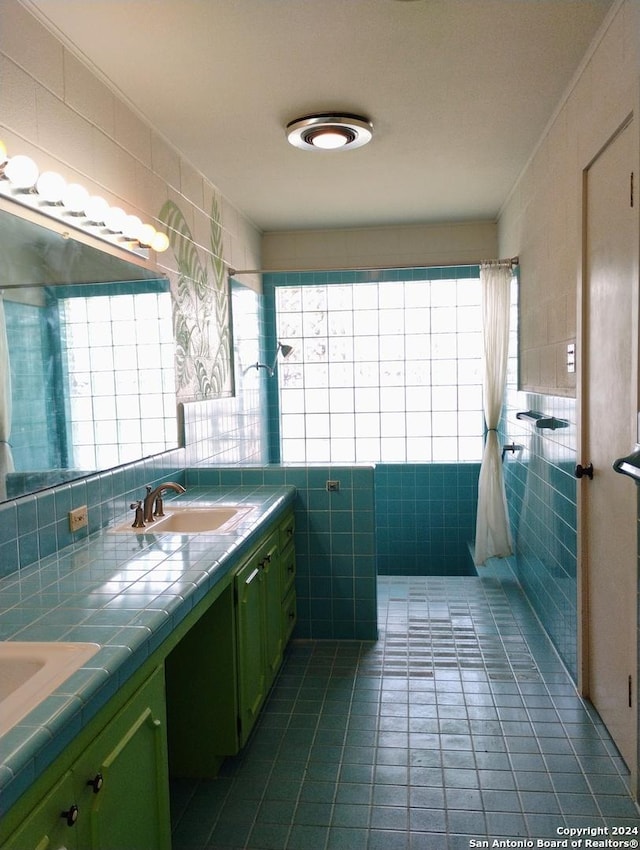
[0, 206, 180, 503]
[3, 281, 176, 497]
[58, 286, 176, 470]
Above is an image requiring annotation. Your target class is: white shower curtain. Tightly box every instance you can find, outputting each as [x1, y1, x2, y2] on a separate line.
[0, 296, 14, 501]
[473, 263, 513, 566]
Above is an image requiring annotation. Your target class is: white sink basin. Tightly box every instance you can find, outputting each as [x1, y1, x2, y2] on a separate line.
[0, 642, 100, 737]
[110, 504, 255, 535]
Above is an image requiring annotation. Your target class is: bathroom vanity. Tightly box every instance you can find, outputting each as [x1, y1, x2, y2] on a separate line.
[0, 487, 296, 850]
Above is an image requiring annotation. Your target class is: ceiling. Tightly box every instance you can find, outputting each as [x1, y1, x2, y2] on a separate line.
[25, 0, 614, 233]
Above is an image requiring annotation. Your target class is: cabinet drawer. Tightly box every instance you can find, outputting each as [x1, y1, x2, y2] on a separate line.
[278, 512, 295, 551]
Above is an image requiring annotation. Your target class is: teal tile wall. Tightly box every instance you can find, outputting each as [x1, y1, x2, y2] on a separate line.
[0, 449, 186, 579]
[186, 465, 378, 640]
[501, 391, 578, 679]
[375, 463, 479, 576]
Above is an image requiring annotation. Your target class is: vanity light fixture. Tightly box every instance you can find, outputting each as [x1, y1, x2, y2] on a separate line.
[0, 140, 170, 256]
[62, 182, 90, 214]
[4, 154, 39, 190]
[255, 341, 294, 377]
[85, 195, 110, 224]
[36, 171, 67, 204]
[286, 113, 373, 151]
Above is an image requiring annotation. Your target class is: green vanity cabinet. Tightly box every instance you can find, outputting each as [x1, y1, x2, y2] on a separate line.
[0, 667, 170, 850]
[235, 509, 296, 747]
[235, 528, 281, 748]
[0, 771, 79, 850]
[166, 509, 296, 769]
[0, 503, 296, 847]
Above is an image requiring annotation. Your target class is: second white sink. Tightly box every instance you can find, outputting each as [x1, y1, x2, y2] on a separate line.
[0, 642, 100, 737]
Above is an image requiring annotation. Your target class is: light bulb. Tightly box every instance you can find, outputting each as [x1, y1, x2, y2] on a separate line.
[151, 231, 170, 253]
[85, 195, 110, 224]
[36, 171, 67, 203]
[311, 130, 350, 150]
[123, 214, 143, 240]
[5, 155, 39, 189]
[138, 223, 157, 246]
[63, 182, 89, 213]
[104, 206, 126, 233]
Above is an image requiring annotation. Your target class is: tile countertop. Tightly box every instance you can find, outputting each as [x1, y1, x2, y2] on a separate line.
[0, 485, 296, 813]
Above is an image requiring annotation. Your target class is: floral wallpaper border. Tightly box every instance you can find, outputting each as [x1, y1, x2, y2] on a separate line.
[159, 193, 233, 400]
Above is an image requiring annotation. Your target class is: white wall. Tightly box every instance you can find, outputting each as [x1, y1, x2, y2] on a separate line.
[0, 0, 261, 292]
[262, 220, 497, 273]
[498, 0, 640, 396]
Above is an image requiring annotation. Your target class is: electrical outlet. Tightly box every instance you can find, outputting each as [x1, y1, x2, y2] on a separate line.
[326, 480, 340, 492]
[69, 505, 88, 532]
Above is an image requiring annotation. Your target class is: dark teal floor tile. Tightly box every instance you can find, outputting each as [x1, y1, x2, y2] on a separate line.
[170, 576, 639, 849]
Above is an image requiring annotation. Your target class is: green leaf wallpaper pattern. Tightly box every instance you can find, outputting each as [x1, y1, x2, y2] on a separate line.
[159, 194, 232, 400]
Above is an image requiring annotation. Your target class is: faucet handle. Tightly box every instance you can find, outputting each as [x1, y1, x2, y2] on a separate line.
[129, 501, 145, 528]
[154, 494, 165, 518]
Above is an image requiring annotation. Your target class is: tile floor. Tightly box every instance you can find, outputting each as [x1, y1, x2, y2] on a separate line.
[170, 572, 640, 849]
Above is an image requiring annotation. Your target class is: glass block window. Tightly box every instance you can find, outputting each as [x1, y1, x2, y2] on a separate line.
[275, 274, 484, 463]
[58, 291, 176, 469]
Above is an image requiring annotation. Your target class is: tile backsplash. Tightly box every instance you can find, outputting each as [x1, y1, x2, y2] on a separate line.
[0, 449, 186, 579]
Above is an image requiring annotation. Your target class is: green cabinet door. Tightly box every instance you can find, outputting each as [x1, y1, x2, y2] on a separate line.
[72, 667, 171, 850]
[1, 771, 79, 850]
[235, 549, 267, 747]
[235, 523, 293, 747]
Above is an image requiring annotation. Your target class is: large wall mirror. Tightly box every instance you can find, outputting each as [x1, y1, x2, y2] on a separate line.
[0, 204, 178, 503]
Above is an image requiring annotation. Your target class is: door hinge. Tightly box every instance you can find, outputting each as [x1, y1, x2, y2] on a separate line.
[629, 674, 633, 708]
[631, 171, 634, 208]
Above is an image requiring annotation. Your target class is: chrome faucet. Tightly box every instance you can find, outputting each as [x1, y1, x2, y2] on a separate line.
[143, 482, 186, 523]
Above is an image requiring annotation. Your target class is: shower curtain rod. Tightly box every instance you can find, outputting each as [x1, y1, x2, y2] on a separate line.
[227, 256, 519, 277]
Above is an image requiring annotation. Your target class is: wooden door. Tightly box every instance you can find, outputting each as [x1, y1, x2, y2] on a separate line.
[581, 117, 638, 790]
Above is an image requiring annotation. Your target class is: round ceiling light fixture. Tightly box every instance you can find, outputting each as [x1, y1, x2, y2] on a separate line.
[286, 113, 373, 151]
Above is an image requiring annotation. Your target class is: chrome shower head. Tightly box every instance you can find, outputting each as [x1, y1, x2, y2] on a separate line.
[255, 341, 294, 376]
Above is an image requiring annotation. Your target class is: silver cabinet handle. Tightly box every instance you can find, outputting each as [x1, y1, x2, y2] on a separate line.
[245, 567, 260, 585]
